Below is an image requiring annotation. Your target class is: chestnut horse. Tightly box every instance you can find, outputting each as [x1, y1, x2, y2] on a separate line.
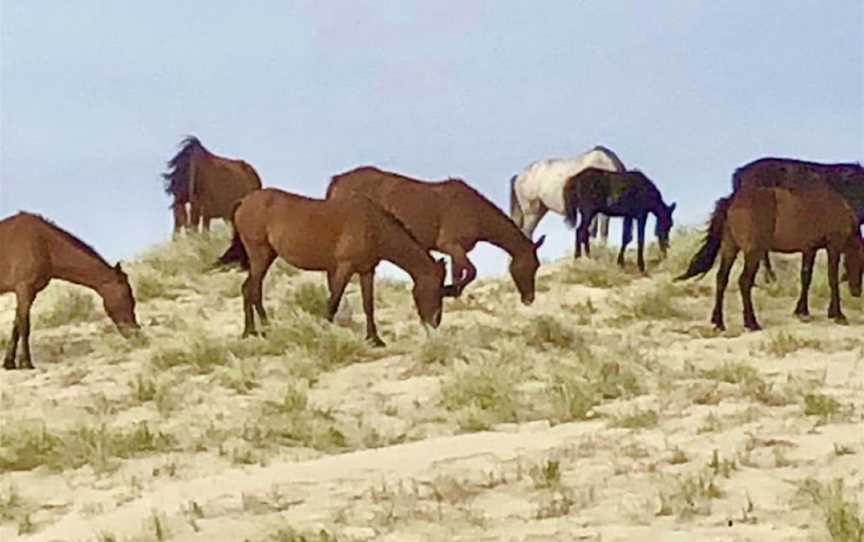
[0, 213, 139, 369]
[326, 167, 544, 303]
[162, 135, 263, 236]
[731, 157, 864, 283]
[676, 187, 863, 331]
[563, 168, 676, 273]
[216, 188, 447, 346]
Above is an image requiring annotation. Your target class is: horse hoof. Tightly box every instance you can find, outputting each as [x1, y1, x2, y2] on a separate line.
[745, 323, 762, 332]
[368, 336, 386, 348]
[833, 316, 849, 326]
[795, 314, 812, 322]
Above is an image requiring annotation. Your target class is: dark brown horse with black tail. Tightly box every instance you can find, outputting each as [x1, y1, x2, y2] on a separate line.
[162, 135, 263, 236]
[217, 188, 447, 347]
[326, 166, 544, 302]
[0, 213, 139, 369]
[676, 187, 863, 331]
[563, 167, 676, 273]
[732, 157, 864, 283]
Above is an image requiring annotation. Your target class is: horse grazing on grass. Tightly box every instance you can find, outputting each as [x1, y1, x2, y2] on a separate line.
[732, 157, 864, 283]
[676, 187, 863, 331]
[510, 145, 627, 247]
[0, 213, 139, 369]
[162, 135, 263, 236]
[216, 188, 447, 347]
[563, 168, 676, 273]
[326, 166, 544, 302]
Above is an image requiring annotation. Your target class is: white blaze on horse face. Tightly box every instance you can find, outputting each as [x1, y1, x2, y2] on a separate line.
[514, 149, 626, 216]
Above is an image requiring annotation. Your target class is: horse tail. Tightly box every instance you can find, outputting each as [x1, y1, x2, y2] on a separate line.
[509, 174, 524, 227]
[676, 196, 732, 281]
[563, 180, 580, 229]
[215, 201, 249, 269]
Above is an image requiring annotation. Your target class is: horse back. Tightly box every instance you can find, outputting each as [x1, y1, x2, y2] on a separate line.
[0, 213, 53, 292]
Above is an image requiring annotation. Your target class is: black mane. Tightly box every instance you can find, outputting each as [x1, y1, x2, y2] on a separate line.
[161, 135, 210, 200]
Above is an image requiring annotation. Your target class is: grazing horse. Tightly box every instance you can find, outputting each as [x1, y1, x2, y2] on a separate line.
[510, 145, 627, 246]
[564, 168, 676, 273]
[162, 135, 263, 236]
[216, 188, 447, 347]
[676, 187, 863, 331]
[732, 157, 864, 283]
[326, 167, 544, 302]
[0, 213, 139, 369]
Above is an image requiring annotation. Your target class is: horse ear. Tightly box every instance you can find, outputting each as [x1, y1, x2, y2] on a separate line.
[669, 202, 677, 213]
[114, 262, 124, 273]
[534, 235, 546, 250]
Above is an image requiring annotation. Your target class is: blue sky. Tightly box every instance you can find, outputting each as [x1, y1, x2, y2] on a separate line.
[2, 1, 862, 280]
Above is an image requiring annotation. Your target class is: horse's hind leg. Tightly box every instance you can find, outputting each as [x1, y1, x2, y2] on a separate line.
[12, 288, 36, 369]
[3, 321, 19, 370]
[762, 253, 777, 284]
[711, 241, 738, 331]
[241, 245, 275, 337]
[636, 214, 648, 274]
[739, 252, 762, 331]
[617, 217, 633, 267]
[794, 250, 816, 319]
[826, 247, 847, 324]
[325, 264, 354, 322]
[577, 210, 593, 259]
[359, 271, 385, 347]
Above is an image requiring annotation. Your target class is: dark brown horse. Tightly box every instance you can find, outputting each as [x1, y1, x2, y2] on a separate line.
[563, 168, 676, 273]
[0, 213, 139, 369]
[732, 157, 864, 283]
[217, 188, 447, 347]
[326, 166, 544, 303]
[677, 187, 863, 331]
[162, 136, 263, 236]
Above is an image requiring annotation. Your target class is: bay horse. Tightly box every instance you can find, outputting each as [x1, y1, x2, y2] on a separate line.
[216, 188, 447, 347]
[731, 157, 864, 283]
[676, 187, 863, 331]
[510, 145, 627, 247]
[326, 167, 544, 302]
[162, 135, 263, 236]
[563, 168, 676, 273]
[0, 213, 139, 369]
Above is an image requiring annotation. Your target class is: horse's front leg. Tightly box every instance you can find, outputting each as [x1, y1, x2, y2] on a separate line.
[14, 289, 36, 369]
[577, 210, 594, 259]
[739, 252, 762, 331]
[636, 214, 648, 274]
[794, 250, 816, 319]
[325, 264, 354, 321]
[762, 253, 777, 284]
[618, 217, 633, 267]
[359, 271, 385, 347]
[826, 247, 847, 324]
[441, 244, 476, 297]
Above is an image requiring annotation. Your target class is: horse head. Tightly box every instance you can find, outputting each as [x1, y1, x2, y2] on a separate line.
[510, 235, 545, 305]
[413, 258, 447, 328]
[102, 262, 141, 335]
[655, 202, 677, 258]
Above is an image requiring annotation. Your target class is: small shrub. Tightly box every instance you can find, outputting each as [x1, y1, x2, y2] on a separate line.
[797, 478, 864, 542]
[441, 359, 521, 431]
[287, 283, 329, 318]
[37, 288, 99, 328]
[804, 393, 842, 420]
[610, 408, 659, 429]
[764, 332, 824, 358]
[561, 257, 632, 288]
[524, 316, 579, 350]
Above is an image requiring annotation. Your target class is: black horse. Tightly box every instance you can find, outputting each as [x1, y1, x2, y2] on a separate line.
[731, 157, 864, 283]
[564, 168, 676, 273]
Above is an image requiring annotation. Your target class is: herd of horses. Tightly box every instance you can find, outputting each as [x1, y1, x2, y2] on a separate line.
[2, 136, 863, 370]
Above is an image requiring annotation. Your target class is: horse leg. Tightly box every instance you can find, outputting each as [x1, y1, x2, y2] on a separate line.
[762, 253, 777, 284]
[577, 210, 594, 259]
[188, 202, 201, 233]
[325, 264, 354, 322]
[739, 252, 762, 331]
[3, 321, 19, 370]
[793, 250, 816, 319]
[359, 271, 385, 347]
[711, 242, 739, 331]
[521, 205, 547, 240]
[826, 246, 846, 324]
[617, 217, 633, 267]
[441, 244, 476, 297]
[241, 245, 275, 337]
[13, 288, 36, 369]
[599, 214, 610, 247]
[172, 203, 188, 239]
[636, 214, 648, 274]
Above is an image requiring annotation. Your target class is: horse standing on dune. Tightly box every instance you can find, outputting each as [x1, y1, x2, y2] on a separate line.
[676, 187, 863, 331]
[162, 135, 263, 236]
[217, 188, 447, 347]
[326, 166, 544, 302]
[0, 213, 139, 369]
[731, 157, 864, 283]
[509, 145, 627, 247]
[563, 168, 676, 273]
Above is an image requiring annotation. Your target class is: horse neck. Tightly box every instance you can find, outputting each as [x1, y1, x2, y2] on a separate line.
[476, 200, 533, 257]
[377, 226, 436, 281]
[50, 236, 116, 296]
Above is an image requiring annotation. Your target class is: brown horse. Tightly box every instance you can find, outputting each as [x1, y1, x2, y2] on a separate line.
[326, 166, 544, 303]
[677, 187, 863, 331]
[162, 135, 263, 236]
[0, 213, 139, 369]
[217, 188, 447, 346]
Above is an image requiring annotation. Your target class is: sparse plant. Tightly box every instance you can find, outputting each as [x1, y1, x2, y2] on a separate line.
[440, 359, 521, 431]
[530, 459, 562, 489]
[804, 392, 842, 421]
[287, 283, 329, 318]
[764, 332, 824, 358]
[834, 443, 855, 456]
[524, 315, 579, 350]
[36, 288, 99, 328]
[610, 408, 659, 429]
[796, 478, 864, 542]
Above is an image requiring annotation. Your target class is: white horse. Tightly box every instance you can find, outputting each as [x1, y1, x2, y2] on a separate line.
[509, 145, 627, 244]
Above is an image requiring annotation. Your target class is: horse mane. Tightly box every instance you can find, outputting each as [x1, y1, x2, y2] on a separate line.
[446, 178, 532, 242]
[356, 194, 427, 250]
[591, 145, 627, 171]
[161, 135, 211, 198]
[23, 212, 112, 268]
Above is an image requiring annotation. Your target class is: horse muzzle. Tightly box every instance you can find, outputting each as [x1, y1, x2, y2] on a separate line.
[521, 293, 535, 306]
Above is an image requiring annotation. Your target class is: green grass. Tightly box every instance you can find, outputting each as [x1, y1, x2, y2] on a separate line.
[37, 288, 100, 328]
[286, 283, 330, 318]
[764, 332, 825, 357]
[610, 408, 659, 429]
[797, 478, 864, 542]
[440, 359, 522, 431]
[524, 315, 580, 350]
